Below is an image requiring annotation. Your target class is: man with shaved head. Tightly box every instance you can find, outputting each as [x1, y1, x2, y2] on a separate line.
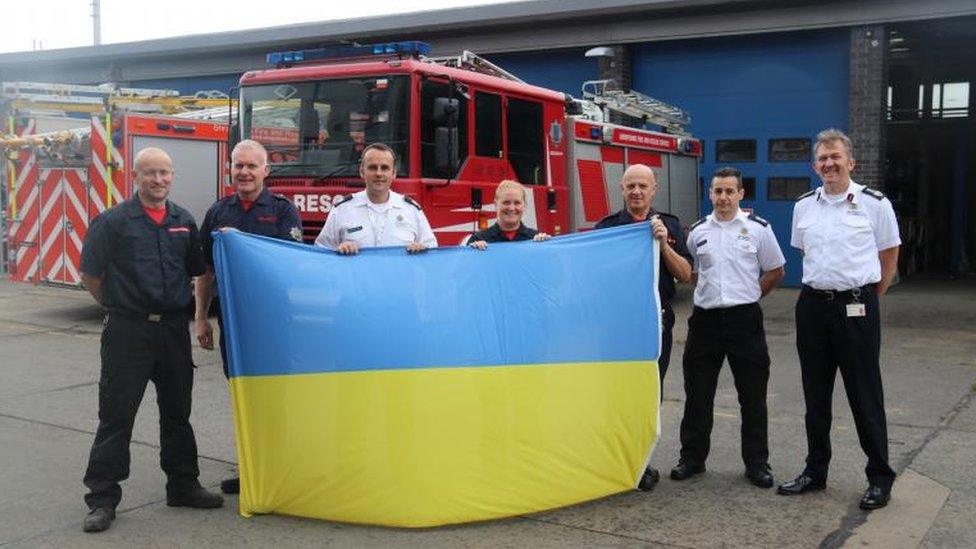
[596, 163, 693, 491]
[79, 147, 223, 533]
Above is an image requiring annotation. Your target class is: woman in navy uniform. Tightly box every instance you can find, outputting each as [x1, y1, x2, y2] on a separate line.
[467, 180, 551, 249]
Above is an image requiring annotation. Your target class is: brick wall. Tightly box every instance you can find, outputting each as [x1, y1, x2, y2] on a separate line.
[848, 25, 888, 189]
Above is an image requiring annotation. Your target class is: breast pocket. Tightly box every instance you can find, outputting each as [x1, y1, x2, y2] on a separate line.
[168, 232, 189, 258]
[733, 238, 758, 255]
[342, 224, 371, 245]
[796, 216, 819, 250]
[393, 222, 417, 244]
[842, 213, 873, 251]
[696, 243, 714, 271]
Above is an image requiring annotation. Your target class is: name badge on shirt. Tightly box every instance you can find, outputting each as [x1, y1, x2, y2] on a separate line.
[846, 303, 866, 317]
[347, 225, 363, 234]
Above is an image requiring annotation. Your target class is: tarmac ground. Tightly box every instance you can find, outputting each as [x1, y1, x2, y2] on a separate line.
[0, 276, 974, 548]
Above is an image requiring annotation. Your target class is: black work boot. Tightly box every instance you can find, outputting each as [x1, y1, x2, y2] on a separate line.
[83, 507, 115, 533]
[166, 487, 224, 509]
[220, 477, 240, 495]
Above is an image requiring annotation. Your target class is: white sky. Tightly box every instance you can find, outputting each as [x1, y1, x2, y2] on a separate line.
[3, 0, 523, 54]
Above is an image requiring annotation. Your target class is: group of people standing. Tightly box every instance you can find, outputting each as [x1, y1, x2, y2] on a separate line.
[77, 128, 899, 533]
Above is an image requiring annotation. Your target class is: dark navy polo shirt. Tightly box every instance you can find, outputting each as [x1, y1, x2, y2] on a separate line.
[200, 187, 303, 266]
[81, 197, 206, 313]
[595, 208, 692, 304]
[469, 222, 539, 244]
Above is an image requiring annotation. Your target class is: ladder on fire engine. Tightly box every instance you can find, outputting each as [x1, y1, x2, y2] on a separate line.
[1, 81, 231, 115]
[581, 79, 691, 134]
[0, 82, 235, 156]
[425, 51, 525, 83]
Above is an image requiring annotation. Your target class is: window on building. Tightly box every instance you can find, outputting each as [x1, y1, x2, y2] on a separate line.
[767, 177, 811, 200]
[741, 177, 756, 200]
[931, 82, 969, 118]
[475, 92, 503, 158]
[420, 80, 469, 178]
[506, 97, 545, 184]
[715, 139, 756, 162]
[768, 138, 811, 163]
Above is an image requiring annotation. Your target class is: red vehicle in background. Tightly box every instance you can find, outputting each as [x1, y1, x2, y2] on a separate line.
[237, 41, 703, 243]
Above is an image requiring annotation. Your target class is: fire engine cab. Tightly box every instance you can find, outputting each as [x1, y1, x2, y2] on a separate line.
[238, 41, 702, 243]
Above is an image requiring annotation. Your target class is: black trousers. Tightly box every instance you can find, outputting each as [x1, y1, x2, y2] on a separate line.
[795, 286, 895, 487]
[679, 303, 770, 467]
[659, 303, 675, 394]
[83, 312, 202, 510]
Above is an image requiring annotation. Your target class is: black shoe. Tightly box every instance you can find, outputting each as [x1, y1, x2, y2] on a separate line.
[220, 477, 240, 495]
[166, 487, 224, 509]
[670, 461, 705, 481]
[859, 484, 891, 510]
[777, 474, 826, 495]
[745, 465, 774, 488]
[83, 507, 115, 533]
[637, 467, 660, 491]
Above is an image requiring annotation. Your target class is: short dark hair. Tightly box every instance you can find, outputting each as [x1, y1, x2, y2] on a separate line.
[361, 142, 398, 169]
[712, 166, 742, 189]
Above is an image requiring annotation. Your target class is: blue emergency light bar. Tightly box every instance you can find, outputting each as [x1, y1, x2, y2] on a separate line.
[266, 41, 432, 66]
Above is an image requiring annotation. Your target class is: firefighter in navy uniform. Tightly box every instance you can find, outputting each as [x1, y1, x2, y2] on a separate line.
[778, 129, 901, 511]
[670, 167, 785, 488]
[79, 147, 223, 534]
[467, 180, 551, 249]
[194, 139, 303, 495]
[595, 163, 693, 491]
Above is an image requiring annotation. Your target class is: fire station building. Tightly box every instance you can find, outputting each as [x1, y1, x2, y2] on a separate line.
[1, 0, 974, 285]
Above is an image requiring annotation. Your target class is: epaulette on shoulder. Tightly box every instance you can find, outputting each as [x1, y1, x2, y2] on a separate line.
[656, 211, 678, 220]
[403, 195, 422, 211]
[797, 189, 816, 201]
[746, 213, 769, 227]
[689, 217, 707, 230]
[861, 187, 885, 200]
[332, 194, 354, 207]
[273, 193, 290, 201]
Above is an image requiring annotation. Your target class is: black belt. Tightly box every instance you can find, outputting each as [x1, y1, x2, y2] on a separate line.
[107, 309, 187, 323]
[802, 284, 875, 301]
[694, 302, 759, 314]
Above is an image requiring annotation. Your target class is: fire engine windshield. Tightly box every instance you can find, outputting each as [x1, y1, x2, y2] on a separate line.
[240, 76, 409, 177]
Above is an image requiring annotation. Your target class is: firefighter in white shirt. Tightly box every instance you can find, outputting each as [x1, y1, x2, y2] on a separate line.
[314, 143, 437, 254]
[777, 128, 900, 511]
[670, 167, 785, 489]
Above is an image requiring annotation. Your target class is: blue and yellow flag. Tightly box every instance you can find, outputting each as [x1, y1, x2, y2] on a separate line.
[213, 224, 661, 527]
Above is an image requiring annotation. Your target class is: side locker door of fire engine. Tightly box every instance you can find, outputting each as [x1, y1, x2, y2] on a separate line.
[39, 167, 88, 284]
[131, 137, 219, 227]
[668, 154, 700, 229]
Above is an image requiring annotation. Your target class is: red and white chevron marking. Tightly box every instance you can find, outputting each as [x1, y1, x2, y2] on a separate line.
[7, 118, 40, 283]
[88, 116, 125, 219]
[38, 168, 88, 285]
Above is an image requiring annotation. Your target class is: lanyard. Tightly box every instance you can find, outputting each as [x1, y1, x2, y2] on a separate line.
[367, 205, 390, 246]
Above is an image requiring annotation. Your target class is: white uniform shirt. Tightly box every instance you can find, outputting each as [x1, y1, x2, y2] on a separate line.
[790, 180, 900, 290]
[687, 209, 786, 309]
[313, 190, 438, 250]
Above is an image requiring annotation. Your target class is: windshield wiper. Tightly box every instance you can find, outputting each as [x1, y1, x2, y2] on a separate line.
[313, 161, 364, 184]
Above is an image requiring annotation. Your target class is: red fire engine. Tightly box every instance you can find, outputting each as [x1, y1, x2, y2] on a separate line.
[239, 42, 702, 243]
[2, 43, 701, 287]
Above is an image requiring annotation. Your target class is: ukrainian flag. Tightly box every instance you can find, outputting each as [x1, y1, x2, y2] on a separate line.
[213, 223, 661, 527]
